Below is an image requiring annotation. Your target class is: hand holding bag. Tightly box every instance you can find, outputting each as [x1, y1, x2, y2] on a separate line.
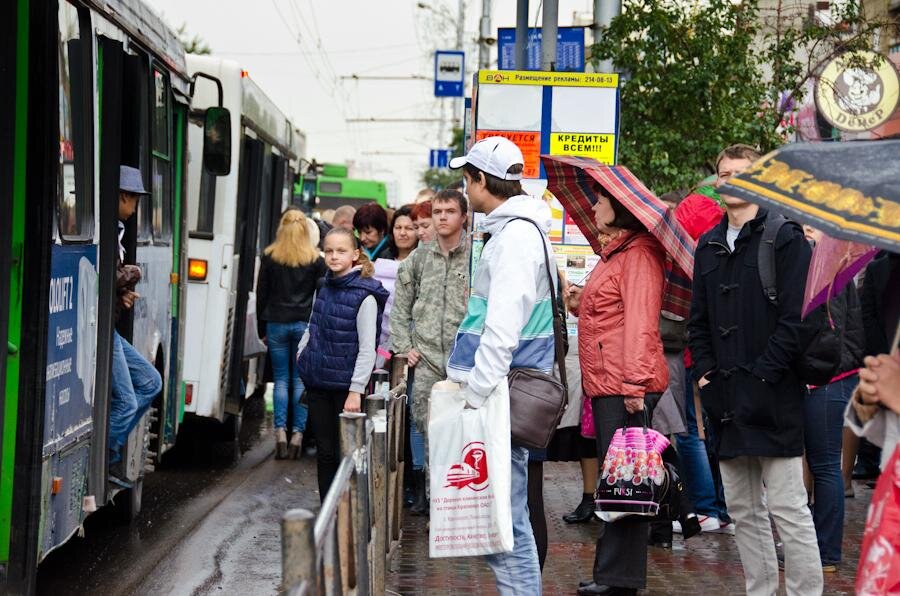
[428, 380, 514, 558]
[594, 411, 670, 522]
[506, 218, 569, 449]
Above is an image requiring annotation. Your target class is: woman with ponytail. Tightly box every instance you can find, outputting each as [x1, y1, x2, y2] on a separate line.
[257, 208, 325, 459]
[297, 228, 389, 499]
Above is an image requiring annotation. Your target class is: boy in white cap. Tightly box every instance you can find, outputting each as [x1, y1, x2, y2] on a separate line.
[445, 137, 556, 594]
[109, 166, 162, 481]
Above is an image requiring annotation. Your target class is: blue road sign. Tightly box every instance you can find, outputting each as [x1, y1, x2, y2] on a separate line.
[497, 27, 585, 72]
[435, 50, 465, 97]
[429, 149, 453, 168]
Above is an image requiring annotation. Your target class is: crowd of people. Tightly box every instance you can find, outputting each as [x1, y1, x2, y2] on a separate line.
[187, 136, 899, 596]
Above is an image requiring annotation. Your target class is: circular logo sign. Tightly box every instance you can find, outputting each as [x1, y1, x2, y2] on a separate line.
[815, 51, 900, 133]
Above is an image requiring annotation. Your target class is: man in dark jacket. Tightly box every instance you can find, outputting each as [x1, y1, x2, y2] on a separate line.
[688, 145, 823, 595]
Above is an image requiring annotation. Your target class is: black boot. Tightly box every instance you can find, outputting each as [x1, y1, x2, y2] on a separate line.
[563, 493, 595, 524]
[411, 470, 428, 515]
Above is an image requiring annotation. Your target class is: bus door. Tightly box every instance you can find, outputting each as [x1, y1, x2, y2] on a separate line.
[226, 135, 265, 414]
[38, 0, 98, 561]
[245, 152, 287, 395]
[87, 35, 128, 506]
[110, 48, 166, 494]
[165, 101, 188, 448]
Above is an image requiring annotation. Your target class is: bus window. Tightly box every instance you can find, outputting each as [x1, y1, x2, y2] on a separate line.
[151, 68, 172, 243]
[195, 167, 216, 234]
[57, 1, 93, 242]
[319, 181, 342, 194]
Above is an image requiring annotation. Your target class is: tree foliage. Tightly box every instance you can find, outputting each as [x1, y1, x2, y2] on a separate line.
[421, 167, 462, 190]
[591, 0, 886, 193]
[177, 23, 212, 55]
[420, 126, 466, 190]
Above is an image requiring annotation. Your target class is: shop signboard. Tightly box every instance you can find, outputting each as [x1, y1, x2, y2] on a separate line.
[815, 50, 900, 133]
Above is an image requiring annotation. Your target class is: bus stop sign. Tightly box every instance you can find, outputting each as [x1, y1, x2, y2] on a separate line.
[435, 51, 465, 97]
[429, 149, 453, 168]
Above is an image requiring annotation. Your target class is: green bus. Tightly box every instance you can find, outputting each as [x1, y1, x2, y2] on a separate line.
[293, 162, 387, 215]
[1, 1, 230, 591]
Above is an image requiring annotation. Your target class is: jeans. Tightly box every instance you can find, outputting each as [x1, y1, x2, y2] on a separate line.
[805, 374, 856, 565]
[109, 331, 163, 455]
[409, 410, 426, 471]
[406, 368, 426, 471]
[267, 320, 309, 433]
[485, 445, 542, 595]
[721, 456, 823, 596]
[676, 370, 729, 520]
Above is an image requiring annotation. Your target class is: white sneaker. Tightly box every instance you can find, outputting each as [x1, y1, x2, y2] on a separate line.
[710, 521, 735, 535]
[673, 515, 724, 534]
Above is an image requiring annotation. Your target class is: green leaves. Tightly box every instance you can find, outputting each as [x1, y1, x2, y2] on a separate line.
[590, 0, 881, 194]
[421, 168, 462, 190]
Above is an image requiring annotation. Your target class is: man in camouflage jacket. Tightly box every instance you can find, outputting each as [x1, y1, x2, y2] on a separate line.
[390, 191, 470, 445]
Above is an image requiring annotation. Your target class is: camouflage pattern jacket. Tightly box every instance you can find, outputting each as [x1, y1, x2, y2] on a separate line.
[390, 233, 470, 376]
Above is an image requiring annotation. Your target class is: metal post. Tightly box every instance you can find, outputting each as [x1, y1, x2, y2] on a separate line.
[282, 509, 316, 592]
[515, 0, 529, 70]
[455, 0, 465, 128]
[340, 412, 370, 594]
[365, 395, 388, 593]
[479, 0, 492, 69]
[593, 0, 620, 73]
[541, 0, 559, 71]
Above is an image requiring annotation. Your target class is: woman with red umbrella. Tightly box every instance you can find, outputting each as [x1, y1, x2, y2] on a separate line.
[567, 183, 669, 596]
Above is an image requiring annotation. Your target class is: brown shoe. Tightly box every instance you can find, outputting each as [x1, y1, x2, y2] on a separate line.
[287, 431, 302, 460]
[275, 428, 288, 460]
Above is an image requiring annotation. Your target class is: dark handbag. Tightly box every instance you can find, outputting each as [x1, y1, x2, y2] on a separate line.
[505, 218, 568, 450]
[659, 311, 688, 353]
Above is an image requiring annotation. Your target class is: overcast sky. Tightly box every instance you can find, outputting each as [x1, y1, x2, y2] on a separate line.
[146, 0, 595, 204]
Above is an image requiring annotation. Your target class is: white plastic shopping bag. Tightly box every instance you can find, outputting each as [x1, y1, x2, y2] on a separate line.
[428, 380, 513, 558]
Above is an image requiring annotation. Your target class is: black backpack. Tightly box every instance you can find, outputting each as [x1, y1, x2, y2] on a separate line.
[758, 213, 841, 386]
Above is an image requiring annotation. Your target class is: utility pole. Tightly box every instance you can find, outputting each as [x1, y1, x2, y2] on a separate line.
[593, 0, 620, 73]
[478, 0, 492, 69]
[451, 0, 465, 140]
[541, 0, 558, 71]
[515, 0, 528, 70]
[456, 0, 465, 50]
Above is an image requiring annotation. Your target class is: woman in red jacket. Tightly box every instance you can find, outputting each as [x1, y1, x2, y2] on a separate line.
[568, 184, 669, 596]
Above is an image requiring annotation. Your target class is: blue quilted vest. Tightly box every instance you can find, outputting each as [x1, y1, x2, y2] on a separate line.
[297, 269, 389, 391]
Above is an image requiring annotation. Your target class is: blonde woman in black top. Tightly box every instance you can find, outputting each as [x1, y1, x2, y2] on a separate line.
[256, 208, 326, 459]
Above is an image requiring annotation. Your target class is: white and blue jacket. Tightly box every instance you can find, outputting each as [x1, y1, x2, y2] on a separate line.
[447, 195, 556, 408]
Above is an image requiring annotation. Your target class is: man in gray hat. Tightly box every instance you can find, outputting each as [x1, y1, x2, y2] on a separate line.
[108, 165, 162, 480]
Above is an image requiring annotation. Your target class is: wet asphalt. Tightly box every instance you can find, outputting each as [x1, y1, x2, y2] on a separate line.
[35, 395, 321, 595]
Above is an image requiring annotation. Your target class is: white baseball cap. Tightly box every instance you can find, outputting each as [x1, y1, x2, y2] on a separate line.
[449, 136, 524, 180]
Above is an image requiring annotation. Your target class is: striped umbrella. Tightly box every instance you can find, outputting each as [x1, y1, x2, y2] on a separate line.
[541, 154, 696, 318]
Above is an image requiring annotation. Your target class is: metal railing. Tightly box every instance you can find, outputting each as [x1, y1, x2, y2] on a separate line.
[281, 367, 408, 595]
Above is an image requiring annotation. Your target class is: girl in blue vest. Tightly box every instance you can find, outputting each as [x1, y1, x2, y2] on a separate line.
[297, 227, 389, 500]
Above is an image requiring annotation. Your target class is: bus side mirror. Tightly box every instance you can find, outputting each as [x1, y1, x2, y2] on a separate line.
[203, 106, 231, 176]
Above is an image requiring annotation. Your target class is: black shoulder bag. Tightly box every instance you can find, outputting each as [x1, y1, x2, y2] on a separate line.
[504, 218, 569, 449]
